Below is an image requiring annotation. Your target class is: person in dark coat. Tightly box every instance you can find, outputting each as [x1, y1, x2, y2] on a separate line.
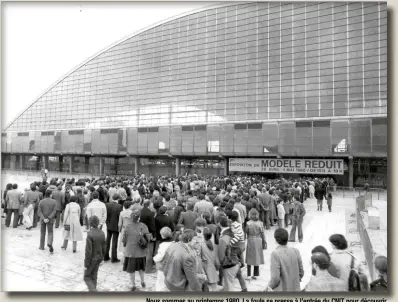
[84, 215, 106, 292]
[140, 200, 156, 273]
[178, 202, 199, 230]
[38, 189, 57, 252]
[315, 183, 326, 211]
[155, 206, 175, 254]
[370, 256, 387, 292]
[173, 199, 185, 225]
[104, 194, 123, 262]
[51, 185, 65, 228]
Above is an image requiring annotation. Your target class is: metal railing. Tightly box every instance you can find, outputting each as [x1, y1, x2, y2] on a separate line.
[326, 186, 387, 201]
[356, 195, 376, 281]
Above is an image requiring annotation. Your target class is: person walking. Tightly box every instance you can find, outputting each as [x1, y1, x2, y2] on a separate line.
[5, 183, 23, 228]
[84, 215, 106, 292]
[315, 183, 326, 211]
[86, 191, 107, 230]
[289, 196, 306, 243]
[245, 208, 266, 280]
[153, 227, 173, 291]
[104, 194, 123, 262]
[61, 196, 83, 252]
[38, 190, 57, 253]
[218, 216, 247, 292]
[122, 210, 152, 291]
[266, 228, 304, 291]
[305, 253, 347, 291]
[51, 185, 65, 228]
[162, 229, 202, 291]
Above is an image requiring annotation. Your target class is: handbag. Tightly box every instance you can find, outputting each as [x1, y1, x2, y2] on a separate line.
[137, 225, 148, 249]
[64, 224, 70, 231]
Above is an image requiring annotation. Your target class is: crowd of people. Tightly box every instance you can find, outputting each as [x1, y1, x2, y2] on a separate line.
[2, 173, 387, 293]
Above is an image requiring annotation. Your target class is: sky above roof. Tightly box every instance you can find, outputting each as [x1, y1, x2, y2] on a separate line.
[2, 1, 208, 129]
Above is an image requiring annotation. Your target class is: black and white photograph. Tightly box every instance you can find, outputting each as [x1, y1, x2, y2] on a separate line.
[1, 1, 388, 293]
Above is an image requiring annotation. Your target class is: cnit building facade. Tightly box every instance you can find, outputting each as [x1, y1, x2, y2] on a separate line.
[1, 2, 387, 187]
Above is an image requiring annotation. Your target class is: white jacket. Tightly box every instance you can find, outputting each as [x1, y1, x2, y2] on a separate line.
[86, 199, 107, 226]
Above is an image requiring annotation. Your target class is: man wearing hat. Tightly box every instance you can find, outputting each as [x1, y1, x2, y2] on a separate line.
[305, 252, 347, 291]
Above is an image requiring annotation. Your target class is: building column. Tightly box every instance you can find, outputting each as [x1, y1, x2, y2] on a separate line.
[175, 158, 181, 176]
[85, 157, 90, 173]
[10, 155, 16, 170]
[134, 157, 140, 175]
[43, 156, 49, 170]
[59, 156, 63, 172]
[36, 156, 41, 170]
[19, 155, 24, 170]
[69, 156, 74, 174]
[99, 157, 105, 176]
[223, 158, 228, 176]
[349, 157, 354, 188]
[115, 158, 119, 175]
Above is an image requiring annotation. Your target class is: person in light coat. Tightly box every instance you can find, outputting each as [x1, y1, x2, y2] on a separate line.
[118, 200, 133, 255]
[22, 199, 34, 230]
[86, 191, 107, 229]
[245, 208, 266, 280]
[61, 196, 83, 253]
[153, 227, 173, 291]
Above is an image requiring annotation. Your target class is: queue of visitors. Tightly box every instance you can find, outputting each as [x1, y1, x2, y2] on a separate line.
[1, 173, 386, 292]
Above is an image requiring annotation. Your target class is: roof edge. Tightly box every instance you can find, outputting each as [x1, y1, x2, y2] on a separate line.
[4, 1, 249, 131]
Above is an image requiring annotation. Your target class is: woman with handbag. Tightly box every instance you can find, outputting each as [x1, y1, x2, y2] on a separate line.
[153, 227, 173, 291]
[61, 196, 83, 253]
[244, 208, 266, 280]
[122, 210, 151, 291]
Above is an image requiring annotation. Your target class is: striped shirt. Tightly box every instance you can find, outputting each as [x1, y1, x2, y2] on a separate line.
[230, 221, 244, 245]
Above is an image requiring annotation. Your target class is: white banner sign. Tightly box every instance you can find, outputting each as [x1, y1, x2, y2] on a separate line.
[229, 158, 344, 175]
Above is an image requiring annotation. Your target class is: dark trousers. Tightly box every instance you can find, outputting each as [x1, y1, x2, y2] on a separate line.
[317, 199, 323, 210]
[247, 265, 260, 277]
[33, 207, 39, 227]
[39, 220, 54, 249]
[145, 241, 156, 273]
[5, 209, 19, 228]
[289, 216, 303, 242]
[263, 210, 270, 229]
[55, 210, 62, 228]
[105, 230, 119, 260]
[284, 213, 290, 227]
[84, 259, 102, 291]
[328, 204, 332, 212]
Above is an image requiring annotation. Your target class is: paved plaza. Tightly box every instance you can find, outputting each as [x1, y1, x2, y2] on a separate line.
[1, 173, 387, 292]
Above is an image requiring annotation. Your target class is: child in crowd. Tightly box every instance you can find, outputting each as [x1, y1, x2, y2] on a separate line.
[229, 211, 245, 267]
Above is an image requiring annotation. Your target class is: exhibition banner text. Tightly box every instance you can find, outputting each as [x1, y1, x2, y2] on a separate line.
[229, 158, 344, 175]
